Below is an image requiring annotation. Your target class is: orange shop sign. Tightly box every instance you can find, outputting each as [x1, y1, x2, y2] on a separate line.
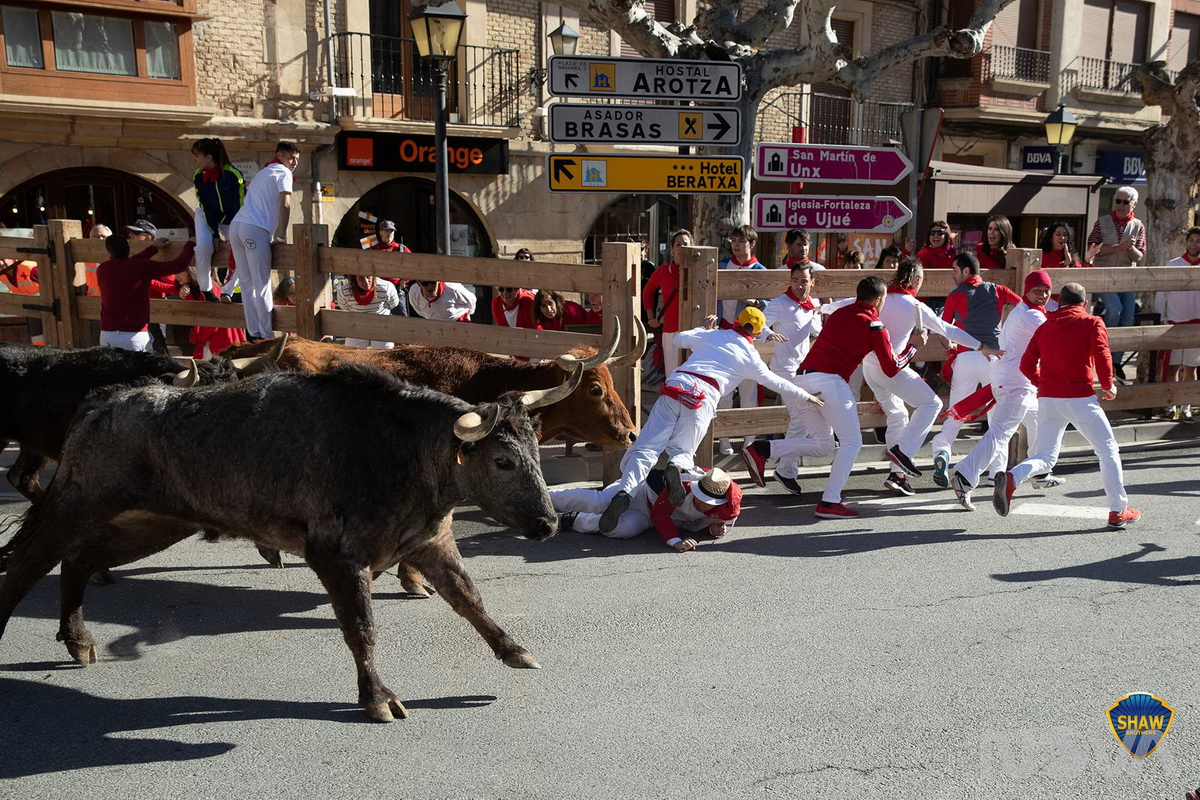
[338, 132, 509, 175]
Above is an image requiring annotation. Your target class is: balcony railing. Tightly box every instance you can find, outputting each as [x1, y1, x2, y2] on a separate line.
[983, 44, 1051, 84]
[331, 32, 521, 127]
[1073, 55, 1139, 93]
[757, 91, 911, 147]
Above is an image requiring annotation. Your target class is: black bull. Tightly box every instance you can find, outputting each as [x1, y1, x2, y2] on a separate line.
[0, 364, 568, 722]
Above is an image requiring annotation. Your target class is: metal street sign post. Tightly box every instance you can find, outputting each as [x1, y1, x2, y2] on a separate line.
[548, 154, 743, 194]
[548, 55, 742, 102]
[752, 194, 912, 233]
[548, 104, 740, 146]
[754, 143, 913, 185]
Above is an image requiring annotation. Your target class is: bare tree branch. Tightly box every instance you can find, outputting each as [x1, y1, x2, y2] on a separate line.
[554, 1, 682, 58]
[738, 0, 803, 48]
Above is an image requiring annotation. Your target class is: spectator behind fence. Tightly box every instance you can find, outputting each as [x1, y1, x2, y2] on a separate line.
[370, 220, 411, 317]
[97, 234, 196, 352]
[843, 250, 866, 269]
[128, 219, 177, 353]
[917, 221, 955, 269]
[531, 289, 600, 332]
[274, 275, 297, 306]
[1040, 221, 1080, 270]
[1157, 225, 1200, 421]
[179, 269, 246, 359]
[1086, 186, 1146, 382]
[975, 215, 1012, 270]
[191, 137, 244, 302]
[336, 273, 400, 348]
[643, 229, 691, 375]
[492, 249, 535, 327]
[230, 141, 301, 341]
[408, 279, 476, 322]
[875, 245, 902, 272]
[783, 228, 824, 270]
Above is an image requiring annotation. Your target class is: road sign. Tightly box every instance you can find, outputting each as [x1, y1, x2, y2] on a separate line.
[752, 194, 912, 233]
[548, 55, 742, 101]
[548, 104, 740, 146]
[547, 154, 743, 194]
[754, 143, 913, 185]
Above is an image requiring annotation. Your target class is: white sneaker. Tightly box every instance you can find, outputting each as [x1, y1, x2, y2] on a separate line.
[1031, 474, 1066, 490]
[718, 438, 734, 456]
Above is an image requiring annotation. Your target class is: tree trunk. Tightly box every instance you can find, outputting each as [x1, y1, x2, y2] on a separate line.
[1142, 120, 1199, 267]
[691, 93, 759, 249]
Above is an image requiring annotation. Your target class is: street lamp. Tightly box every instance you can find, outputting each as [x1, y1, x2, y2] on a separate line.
[1043, 102, 1078, 175]
[548, 21, 581, 56]
[410, 1, 467, 256]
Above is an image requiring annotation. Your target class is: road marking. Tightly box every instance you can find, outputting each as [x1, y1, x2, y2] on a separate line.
[1010, 502, 1109, 520]
[853, 495, 965, 512]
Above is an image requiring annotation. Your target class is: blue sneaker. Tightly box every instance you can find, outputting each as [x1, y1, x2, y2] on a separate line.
[932, 450, 950, 488]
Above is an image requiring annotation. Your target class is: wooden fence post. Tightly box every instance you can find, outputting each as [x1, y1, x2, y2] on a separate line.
[292, 224, 330, 340]
[47, 219, 84, 347]
[678, 244, 719, 470]
[601, 241, 642, 483]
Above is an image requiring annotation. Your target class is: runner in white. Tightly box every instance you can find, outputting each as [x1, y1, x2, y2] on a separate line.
[1157, 225, 1200, 421]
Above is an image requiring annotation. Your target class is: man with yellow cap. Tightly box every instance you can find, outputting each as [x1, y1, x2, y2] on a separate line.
[556, 468, 743, 551]
[570, 307, 824, 533]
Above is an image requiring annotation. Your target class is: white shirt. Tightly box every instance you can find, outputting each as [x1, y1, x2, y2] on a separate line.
[1156, 257, 1200, 323]
[408, 281, 477, 321]
[824, 292, 981, 359]
[335, 278, 400, 316]
[233, 162, 293, 234]
[991, 300, 1047, 391]
[672, 326, 811, 402]
[763, 291, 822, 375]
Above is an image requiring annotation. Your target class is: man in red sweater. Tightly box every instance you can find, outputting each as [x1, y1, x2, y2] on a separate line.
[98, 235, 197, 352]
[994, 282, 1140, 529]
[643, 229, 690, 376]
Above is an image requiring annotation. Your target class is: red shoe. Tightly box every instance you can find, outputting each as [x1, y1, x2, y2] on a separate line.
[815, 501, 859, 519]
[1107, 508, 1141, 530]
[740, 444, 767, 487]
[992, 471, 1016, 517]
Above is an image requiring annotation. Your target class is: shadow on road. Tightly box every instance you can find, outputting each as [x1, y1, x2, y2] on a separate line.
[0, 677, 495, 778]
[991, 542, 1200, 587]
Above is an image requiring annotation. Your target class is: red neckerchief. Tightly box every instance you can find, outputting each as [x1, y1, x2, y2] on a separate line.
[785, 257, 810, 268]
[734, 328, 757, 342]
[785, 288, 815, 310]
[421, 282, 445, 303]
[1023, 298, 1047, 316]
[351, 280, 376, 305]
[201, 166, 220, 183]
[1111, 209, 1134, 225]
[264, 157, 283, 167]
[887, 285, 916, 296]
[1181, 252, 1200, 266]
[963, 275, 983, 286]
[729, 255, 760, 268]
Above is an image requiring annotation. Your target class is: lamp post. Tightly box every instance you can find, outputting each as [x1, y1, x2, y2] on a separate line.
[1043, 102, 1078, 175]
[410, 1, 467, 256]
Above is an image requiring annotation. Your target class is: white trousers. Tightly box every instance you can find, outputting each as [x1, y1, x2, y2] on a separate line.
[229, 221, 274, 339]
[100, 330, 152, 352]
[550, 484, 653, 539]
[954, 385, 1040, 486]
[786, 372, 860, 503]
[932, 351, 993, 455]
[1010, 395, 1128, 512]
[863, 357, 942, 459]
[662, 330, 681, 376]
[605, 374, 717, 502]
[194, 207, 230, 293]
[772, 369, 837, 480]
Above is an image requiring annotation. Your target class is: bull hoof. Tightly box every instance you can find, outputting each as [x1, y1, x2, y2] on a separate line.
[257, 546, 283, 568]
[502, 650, 541, 669]
[362, 692, 410, 722]
[66, 641, 98, 666]
[399, 578, 435, 598]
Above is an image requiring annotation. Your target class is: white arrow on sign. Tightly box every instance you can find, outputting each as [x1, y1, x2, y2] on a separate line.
[548, 104, 740, 146]
[548, 55, 742, 102]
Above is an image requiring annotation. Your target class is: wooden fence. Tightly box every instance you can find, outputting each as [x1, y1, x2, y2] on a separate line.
[676, 245, 1200, 469]
[0, 223, 644, 481]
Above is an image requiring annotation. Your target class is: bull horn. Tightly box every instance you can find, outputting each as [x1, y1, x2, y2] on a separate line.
[554, 316, 621, 372]
[229, 335, 288, 375]
[606, 315, 647, 368]
[453, 406, 500, 443]
[320, 335, 335, 343]
[172, 358, 199, 388]
[521, 362, 584, 411]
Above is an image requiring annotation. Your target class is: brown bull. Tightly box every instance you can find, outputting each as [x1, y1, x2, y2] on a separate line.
[220, 319, 644, 447]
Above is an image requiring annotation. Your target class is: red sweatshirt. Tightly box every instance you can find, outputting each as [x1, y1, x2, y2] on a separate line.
[535, 300, 601, 331]
[799, 300, 915, 381]
[643, 262, 681, 332]
[917, 245, 955, 270]
[98, 242, 196, 332]
[1020, 304, 1114, 398]
[491, 290, 535, 328]
[649, 481, 742, 545]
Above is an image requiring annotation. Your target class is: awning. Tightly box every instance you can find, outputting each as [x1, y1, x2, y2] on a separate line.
[921, 160, 1103, 218]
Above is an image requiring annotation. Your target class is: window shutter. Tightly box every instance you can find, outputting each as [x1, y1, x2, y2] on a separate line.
[1080, 0, 1113, 60]
[1168, 11, 1200, 72]
[992, 0, 1040, 49]
[1110, 0, 1149, 63]
[620, 0, 675, 57]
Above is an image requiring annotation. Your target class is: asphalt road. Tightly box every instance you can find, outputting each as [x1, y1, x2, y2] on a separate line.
[0, 443, 1198, 799]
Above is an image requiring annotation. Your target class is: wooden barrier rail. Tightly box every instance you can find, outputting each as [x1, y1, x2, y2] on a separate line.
[0, 222, 643, 482]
